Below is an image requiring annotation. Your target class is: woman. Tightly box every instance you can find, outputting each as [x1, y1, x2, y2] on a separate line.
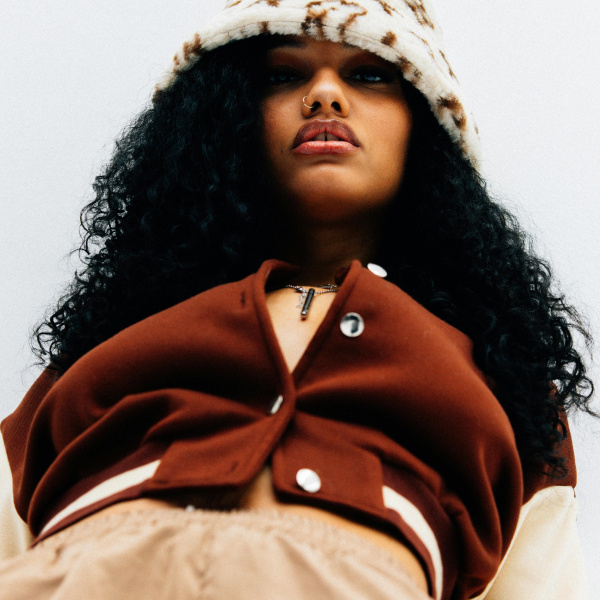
[0, 1, 594, 599]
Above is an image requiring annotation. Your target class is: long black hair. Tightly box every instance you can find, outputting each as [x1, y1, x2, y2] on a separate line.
[33, 35, 594, 475]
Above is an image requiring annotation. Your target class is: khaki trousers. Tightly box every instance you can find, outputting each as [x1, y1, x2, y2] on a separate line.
[0, 507, 432, 599]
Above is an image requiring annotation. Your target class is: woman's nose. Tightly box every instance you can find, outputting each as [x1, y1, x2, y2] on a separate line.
[301, 69, 350, 117]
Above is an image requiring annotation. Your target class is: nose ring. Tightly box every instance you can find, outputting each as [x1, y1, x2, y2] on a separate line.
[303, 96, 315, 109]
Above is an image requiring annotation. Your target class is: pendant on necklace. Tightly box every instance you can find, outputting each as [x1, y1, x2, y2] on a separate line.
[284, 284, 338, 320]
[300, 288, 316, 320]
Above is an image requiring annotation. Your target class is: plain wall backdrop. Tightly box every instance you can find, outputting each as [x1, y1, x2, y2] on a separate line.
[2, 0, 599, 595]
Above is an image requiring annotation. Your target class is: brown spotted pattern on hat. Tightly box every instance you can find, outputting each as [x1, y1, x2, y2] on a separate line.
[183, 33, 204, 61]
[302, 3, 330, 38]
[406, 0, 434, 29]
[410, 31, 435, 62]
[438, 94, 467, 131]
[439, 50, 457, 80]
[373, 0, 395, 16]
[239, 0, 282, 7]
[380, 31, 397, 46]
[336, 3, 368, 38]
[156, 0, 482, 167]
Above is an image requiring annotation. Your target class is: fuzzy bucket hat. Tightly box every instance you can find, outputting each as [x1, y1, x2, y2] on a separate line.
[156, 0, 481, 166]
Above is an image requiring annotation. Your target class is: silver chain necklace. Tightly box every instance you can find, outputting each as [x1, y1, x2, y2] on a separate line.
[284, 284, 339, 319]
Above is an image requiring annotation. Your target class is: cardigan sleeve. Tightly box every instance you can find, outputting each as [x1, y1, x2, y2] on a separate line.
[473, 418, 588, 600]
[0, 433, 33, 562]
[474, 485, 588, 600]
[0, 366, 59, 559]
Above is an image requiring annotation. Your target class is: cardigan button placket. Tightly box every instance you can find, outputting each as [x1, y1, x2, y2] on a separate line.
[268, 394, 284, 415]
[367, 263, 387, 278]
[296, 468, 322, 493]
[340, 313, 365, 338]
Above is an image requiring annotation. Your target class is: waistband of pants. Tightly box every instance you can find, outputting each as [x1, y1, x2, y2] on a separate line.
[38, 506, 402, 567]
[38, 506, 430, 590]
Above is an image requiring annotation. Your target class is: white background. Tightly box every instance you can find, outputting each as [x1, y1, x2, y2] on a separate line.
[1, 0, 598, 595]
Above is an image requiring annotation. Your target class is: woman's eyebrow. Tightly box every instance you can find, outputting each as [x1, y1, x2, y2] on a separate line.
[267, 37, 305, 50]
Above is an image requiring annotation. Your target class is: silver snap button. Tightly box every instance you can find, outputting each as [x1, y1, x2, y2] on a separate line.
[268, 395, 284, 415]
[340, 313, 364, 338]
[296, 468, 321, 493]
[367, 263, 387, 278]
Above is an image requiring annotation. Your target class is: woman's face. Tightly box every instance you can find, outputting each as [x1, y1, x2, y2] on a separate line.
[261, 36, 412, 227]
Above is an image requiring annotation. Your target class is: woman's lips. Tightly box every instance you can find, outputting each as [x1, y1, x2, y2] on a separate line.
[292, 119, 360, 155]
[293, 141, 358, 155]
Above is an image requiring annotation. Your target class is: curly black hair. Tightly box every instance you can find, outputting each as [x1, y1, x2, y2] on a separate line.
[33, 35, 594, 476]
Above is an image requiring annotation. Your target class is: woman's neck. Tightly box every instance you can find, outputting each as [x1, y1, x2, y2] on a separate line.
[279, 219, 381, 285]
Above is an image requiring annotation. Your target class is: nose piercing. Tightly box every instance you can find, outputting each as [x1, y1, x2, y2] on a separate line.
[303, 96, 315, 109]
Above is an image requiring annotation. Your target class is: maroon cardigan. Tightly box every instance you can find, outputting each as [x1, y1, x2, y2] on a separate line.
[1, 259, 575, 600]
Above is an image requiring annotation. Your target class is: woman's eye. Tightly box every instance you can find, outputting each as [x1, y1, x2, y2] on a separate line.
[266, 69, 301, 85]
[350, 68, 395, 84]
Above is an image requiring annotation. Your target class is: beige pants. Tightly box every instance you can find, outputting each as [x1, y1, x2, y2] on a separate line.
[0, 507, 432, 599]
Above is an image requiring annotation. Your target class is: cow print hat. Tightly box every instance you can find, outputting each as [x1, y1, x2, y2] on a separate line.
[155, 0, 481, 167]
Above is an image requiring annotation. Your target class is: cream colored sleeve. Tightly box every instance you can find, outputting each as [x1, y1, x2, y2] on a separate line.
[0, 434, 33, 562]
[474, 485, 589, 600]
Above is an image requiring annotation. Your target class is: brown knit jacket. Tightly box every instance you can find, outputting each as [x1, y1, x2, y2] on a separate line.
[1, 260, 581, 600]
